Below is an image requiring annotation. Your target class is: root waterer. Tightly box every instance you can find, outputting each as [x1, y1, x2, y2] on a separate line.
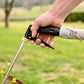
[1, 25, 84, 84]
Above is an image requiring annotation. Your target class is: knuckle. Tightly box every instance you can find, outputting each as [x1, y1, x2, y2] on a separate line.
[31, 27, 35, 31]
[34, 19, 40, 24]
[35, 39, 41, 45]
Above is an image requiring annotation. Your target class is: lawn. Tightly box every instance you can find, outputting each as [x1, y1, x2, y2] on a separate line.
[0, 1, 84, 20]
[0, 22, 84, 84]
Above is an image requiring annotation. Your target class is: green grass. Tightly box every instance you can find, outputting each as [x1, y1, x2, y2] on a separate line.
[11, 6, 51, 19]
[0, 22, 84, 84]
[0, 1, 84, 20]
[0, 5, 51, 20]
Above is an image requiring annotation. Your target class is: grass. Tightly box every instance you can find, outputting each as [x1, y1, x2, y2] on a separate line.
[0, 22, 84, 84]
[11, 5, 51, 19]
[0, 1, 84, 20]
[0, 5, 51, 20]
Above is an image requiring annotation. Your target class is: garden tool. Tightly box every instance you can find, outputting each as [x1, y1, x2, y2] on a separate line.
[1, 25, 84, 84]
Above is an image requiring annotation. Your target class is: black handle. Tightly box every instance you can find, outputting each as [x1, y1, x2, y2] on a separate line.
[37, 26, 60, 36]
[24, 25, 60, 49]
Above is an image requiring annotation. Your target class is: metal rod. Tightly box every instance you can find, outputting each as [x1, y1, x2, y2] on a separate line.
[1, 41, 25, 84]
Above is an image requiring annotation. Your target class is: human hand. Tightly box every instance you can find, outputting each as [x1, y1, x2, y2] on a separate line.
[31, 12, 64, 49]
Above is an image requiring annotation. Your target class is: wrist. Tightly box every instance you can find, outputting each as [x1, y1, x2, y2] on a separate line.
[48, 11, 64, 27]
[48, 0, 66, 21]
[48, 0, 83, 24]
[48, 9, 65, 21]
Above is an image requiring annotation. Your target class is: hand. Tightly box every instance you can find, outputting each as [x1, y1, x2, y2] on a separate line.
[31, 12, 64, 49]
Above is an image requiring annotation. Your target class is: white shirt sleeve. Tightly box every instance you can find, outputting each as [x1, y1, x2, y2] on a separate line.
[59, 27, 84, 42]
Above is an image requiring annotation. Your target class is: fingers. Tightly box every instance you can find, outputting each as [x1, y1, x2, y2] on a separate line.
[39, 34, 49, 48]
[35, 34, 55, 49]
[30, 40, 34, 44]
[31, 19, 40, 37]
[48, 36, 55, 45]
[35, 33, 43, 45]
[30, 15, 55, 49]
[35, 39, 41, 45]
[30, 19, 40, 44]
[30, 33, 55, 49]
[46, 36, 55, 49]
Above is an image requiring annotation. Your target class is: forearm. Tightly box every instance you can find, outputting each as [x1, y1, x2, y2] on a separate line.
[49, 0, 83, 20]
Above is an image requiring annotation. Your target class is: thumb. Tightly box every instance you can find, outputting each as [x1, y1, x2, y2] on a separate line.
[32, 29, 37, 37]
[31, 20, 39, 37]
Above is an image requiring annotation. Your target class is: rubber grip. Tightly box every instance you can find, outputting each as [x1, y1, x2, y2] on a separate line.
[37, 26, 60, 36]
[24, 25, 60, 49]
[29, 25, 60, 36]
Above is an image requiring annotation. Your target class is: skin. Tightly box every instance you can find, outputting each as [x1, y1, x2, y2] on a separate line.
[30, 0, 83, 49]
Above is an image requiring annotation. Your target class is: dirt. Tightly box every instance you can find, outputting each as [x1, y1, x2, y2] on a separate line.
[79, 78, 84, 83]
[13, 64, 29, 71]
[39, 72, 59, 80]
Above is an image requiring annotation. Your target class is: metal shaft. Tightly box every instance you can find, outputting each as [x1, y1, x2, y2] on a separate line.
[1, 41, 25, 84]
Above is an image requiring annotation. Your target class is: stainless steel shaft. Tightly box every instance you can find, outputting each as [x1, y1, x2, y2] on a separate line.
[1, 41, 25, 84]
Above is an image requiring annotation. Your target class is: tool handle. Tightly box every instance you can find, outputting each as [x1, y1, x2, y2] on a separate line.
[29, 25, 60, 36]
[23, 25, 60, 49]
[37, 26, 60, 36]
[24, 25, 60, 39]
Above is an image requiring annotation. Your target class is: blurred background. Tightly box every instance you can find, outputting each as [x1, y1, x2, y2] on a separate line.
[0, 0, 84, 84]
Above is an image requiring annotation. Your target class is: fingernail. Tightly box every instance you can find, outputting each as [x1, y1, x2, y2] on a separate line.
[46, 46, 49, 49]
[40, 43, 45, 48]
[31, 41, 34, 44]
